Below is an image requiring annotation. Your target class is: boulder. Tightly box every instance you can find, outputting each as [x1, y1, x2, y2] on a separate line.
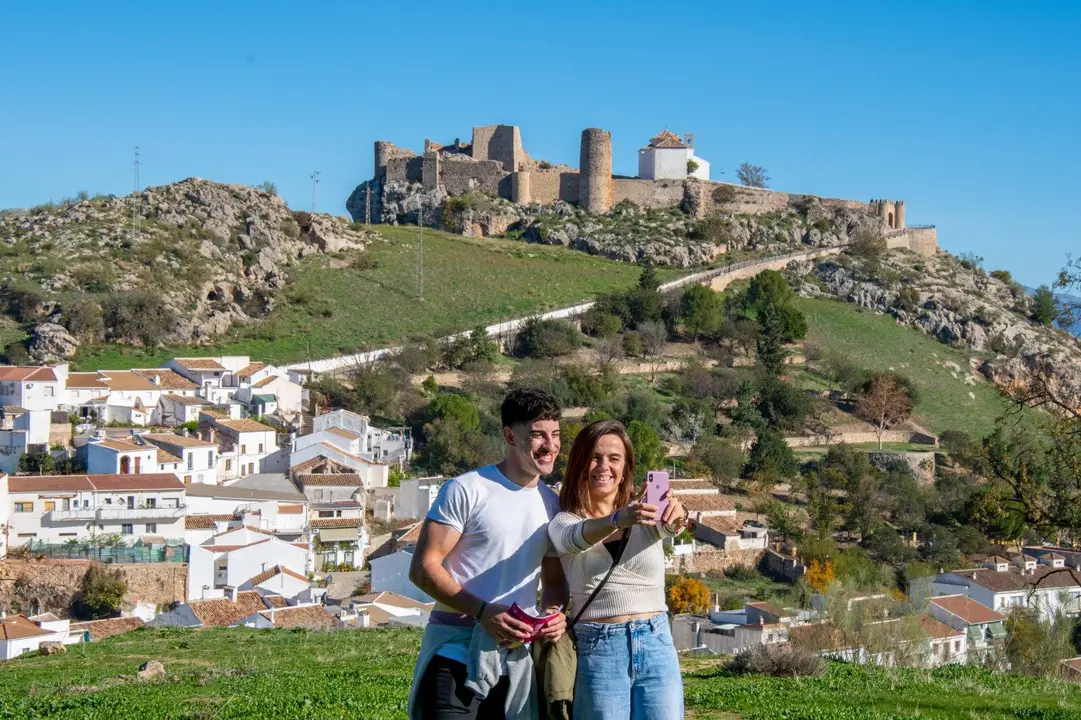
[28, 323, 79, 363]
[38, 642, 66, 656]
[138, 660, 165, 680]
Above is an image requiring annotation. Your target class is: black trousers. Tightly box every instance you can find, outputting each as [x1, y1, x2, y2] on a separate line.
[417, 655, 511, 720]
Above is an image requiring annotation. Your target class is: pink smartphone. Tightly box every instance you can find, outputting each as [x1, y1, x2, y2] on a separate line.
[508, 603, 562, 642]
[645, 470, 670, 520]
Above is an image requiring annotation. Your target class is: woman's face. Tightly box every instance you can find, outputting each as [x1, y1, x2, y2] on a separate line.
[587, 433, 627, 503]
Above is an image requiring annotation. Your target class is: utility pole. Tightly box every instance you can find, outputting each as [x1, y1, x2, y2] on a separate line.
[131, 146, 141, 246]
[416, 208, 425, 301]
[310, 171, 320, 213]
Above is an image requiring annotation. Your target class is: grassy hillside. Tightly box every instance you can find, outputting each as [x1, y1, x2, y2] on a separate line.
[797, 297, 1009, 438]
[3, 627, 1081, 719]
[75, 227, 681, 370]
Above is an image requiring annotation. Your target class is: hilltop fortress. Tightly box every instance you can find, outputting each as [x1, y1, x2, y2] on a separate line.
[349, 124, 936, 258]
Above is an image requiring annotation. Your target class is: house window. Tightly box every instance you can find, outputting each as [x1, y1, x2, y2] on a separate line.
[134, 456, 141, 474]
[315, 490, 324, 501]
[44, 501, 55, 512]
[146, 498, 156, 508]
[187, 454, 193, 471]
[14, 502, 32, 513]
[225, 459, 232, 472]
[44, 386, 55, 397]
[241, 444, 247, 455]
[121, 524, 133, 535]
[145, 523, 157, 533]
[322, 552, 336, 567]
[344, 550, 354, 565]
[258, 443, 264, 453]
[184, 476, 192, 485]
[248, 463, 254, 474]
[208, 450, 214, 467]
[953, 640, 961, 652]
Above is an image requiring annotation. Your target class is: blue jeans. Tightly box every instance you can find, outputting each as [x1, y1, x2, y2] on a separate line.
[572, 613, 683, 720]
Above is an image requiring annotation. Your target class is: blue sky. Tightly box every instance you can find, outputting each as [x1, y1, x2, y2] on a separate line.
[2, 1, 1077, 287]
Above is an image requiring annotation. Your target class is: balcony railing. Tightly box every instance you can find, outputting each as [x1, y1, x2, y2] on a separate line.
[48, 505, 186, 522]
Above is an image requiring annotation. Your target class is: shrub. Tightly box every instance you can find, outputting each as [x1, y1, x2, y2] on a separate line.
[846, 228, 887, 261]
[61, 300, 105, 342]
[691, 436, 744, 488]
[349, 250, 378, 271]
[4, 281, 48, 323]
[101, 291, 178, 346]
[958, 252, 984, 272]
[78, 562, 127, 619]
[621, 331, 643, 358]
[990, 269, 1013, 284]
[711, 184, 737, 206]
[3, 342, 30, 365]
[687, 159, 700, 174]
[666, 576, 710, 614]
[688, 217, 731, 245]
[723, 564, 760, 583]
[812, 218, 831, 233]
[722, 595, 745, 611]
[727, 643, 825, 677]
[744, 429, 798, 480]
[512, 317, 581, 359]
[257, 181, 278, 196]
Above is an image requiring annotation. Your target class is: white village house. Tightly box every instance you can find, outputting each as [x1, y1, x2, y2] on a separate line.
[186, 525, 312, 601]
[923, 555, 1081, 623]
[0, 613, 82, 660]
[637, 129, 710, 181]
[6, 473, 186, 546]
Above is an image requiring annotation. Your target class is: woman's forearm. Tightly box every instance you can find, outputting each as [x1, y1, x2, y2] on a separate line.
[579, 513, 619, 546]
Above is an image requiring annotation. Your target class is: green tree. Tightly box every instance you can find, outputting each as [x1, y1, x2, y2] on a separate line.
[755, 301, 787, 375]
[421, 375, 439, 397]
[744, 429, 798, 480]
[469, 325, 500, 364]
[18, 450, 56, 474]
[627, 420, 665, 478]
[621, 331, 643, 358]
[638, 261, 661, 293]
[754, 374, 810, 432]
[79, 562, 127, 619]
[680, 285, 724, 341]
[690, 436, 744, 489]
[736, 163, 771, 188]
[428, 393, 480, 432]
[1032, 285, 1058, 326]
[513, 317, 581, 358]
[744, 270, 807, 342]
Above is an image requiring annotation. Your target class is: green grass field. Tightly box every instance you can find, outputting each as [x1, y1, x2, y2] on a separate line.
[74, 227, 680, 370]
[3, 627, 1081, 719]
[798, 297, 1009, 438]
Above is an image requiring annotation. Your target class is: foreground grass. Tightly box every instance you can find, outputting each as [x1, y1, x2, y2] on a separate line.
[75, 227, 681, 370]
[684, 660, 1081, 719]
[798, 297, 1009, 438]
[4, 627, 1081, 719]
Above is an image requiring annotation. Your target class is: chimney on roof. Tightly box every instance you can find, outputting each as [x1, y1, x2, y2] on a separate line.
[229, 586, 237, 603]
[152, 374, 160, 386]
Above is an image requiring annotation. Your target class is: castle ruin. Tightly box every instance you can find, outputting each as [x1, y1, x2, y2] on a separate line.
[360, 124, 936, 256]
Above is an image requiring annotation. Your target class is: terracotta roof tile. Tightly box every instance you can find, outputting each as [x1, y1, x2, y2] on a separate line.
[397, 521, 423, 545]
[681, 494, 737, 513]
[184, 514, 236, 529]
[670, 479, 715, 491]
[253, 376, 278, 388]
[930, 595, 1006, 625]
[98, 371, 157, 391]
[88, 474, 185, 491]
[298, 473, 362, 487]
[697, 512, 765, 536]
[311, 518, 361, 529]
[173, 358, 227, 371]
[131, 369, 198, 390]
[95, 438, 149, 453]
[156, 448, 183, 465]
[67, 372, 110, 389]
[950, 566, 1081, 593]
[0, 366, 58, 382]
[236, 362, 267, 379]
[920, 614, 965, 639]
[262, 595, 289, 609]
[142, 433, 217, 448]
[0, 615, 53, 640]
[259, 605, 337, 629]
[356, 591, 430, 611]
[188, 591, 270, 627]
[214, 418, 276, 433]
[278, 504, 304, 514]
[8, 475, 94, 493]
[70, 616, 144, 641]
[325, 427, 361, 440]
[160, 394, 206, 407]
[248, 565, 309, 586]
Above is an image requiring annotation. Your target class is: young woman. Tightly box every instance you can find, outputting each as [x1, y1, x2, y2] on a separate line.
[548, 419, 688, 720]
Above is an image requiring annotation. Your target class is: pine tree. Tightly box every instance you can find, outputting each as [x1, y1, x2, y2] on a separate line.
[756, 301, 786, 375]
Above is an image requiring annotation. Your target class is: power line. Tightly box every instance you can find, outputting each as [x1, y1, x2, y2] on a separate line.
[131, 146, 141, 247]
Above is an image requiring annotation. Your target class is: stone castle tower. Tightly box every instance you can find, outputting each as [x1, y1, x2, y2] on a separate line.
[869, 199, 905, 230]
[578, 128, 612, 214]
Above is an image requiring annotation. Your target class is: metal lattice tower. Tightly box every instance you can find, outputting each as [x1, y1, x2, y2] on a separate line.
[131, 146, 141, 246]
[417, 209, 424, 301]
[310, 171, 320, 213]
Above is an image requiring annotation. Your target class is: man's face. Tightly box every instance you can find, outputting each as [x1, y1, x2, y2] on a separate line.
[508, 419, 561, 476]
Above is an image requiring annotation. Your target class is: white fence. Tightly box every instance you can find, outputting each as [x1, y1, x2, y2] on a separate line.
[285, 244, 848, 378]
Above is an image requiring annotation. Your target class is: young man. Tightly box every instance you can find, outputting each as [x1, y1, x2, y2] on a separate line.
[407, 388, 567, 720]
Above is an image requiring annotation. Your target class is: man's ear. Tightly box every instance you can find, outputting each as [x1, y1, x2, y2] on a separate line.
[502, 425, 516, 447]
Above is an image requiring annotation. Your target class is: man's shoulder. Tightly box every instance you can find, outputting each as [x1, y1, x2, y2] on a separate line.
[449, 465, 496, 490]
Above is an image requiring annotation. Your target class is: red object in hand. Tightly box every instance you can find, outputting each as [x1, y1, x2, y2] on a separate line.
[508, 603, 562, 642]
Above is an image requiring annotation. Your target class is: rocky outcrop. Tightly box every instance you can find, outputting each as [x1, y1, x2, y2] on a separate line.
[1, 178, 376, 347]
[794, 250, 1081, 397]
[28, 322, 80, 363]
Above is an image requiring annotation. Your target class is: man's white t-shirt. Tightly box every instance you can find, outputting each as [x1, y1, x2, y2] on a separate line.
[427, 464, 561, 665]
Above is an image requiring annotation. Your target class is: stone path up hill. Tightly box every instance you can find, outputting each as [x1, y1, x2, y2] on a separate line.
[1, 179, 376, 362]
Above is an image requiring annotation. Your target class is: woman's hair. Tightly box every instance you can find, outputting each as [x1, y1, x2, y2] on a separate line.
[559, 419, 636, 515]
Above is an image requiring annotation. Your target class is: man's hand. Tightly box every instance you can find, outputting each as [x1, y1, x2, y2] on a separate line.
[535, 607, 567, 643]
[480, 603, 533, 646]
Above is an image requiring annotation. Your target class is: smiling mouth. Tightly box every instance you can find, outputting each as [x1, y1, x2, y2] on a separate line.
[534, 452, 555, 464]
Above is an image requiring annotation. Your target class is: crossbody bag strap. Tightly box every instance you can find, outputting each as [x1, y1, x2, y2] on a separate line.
[568, 527, 630, 631]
